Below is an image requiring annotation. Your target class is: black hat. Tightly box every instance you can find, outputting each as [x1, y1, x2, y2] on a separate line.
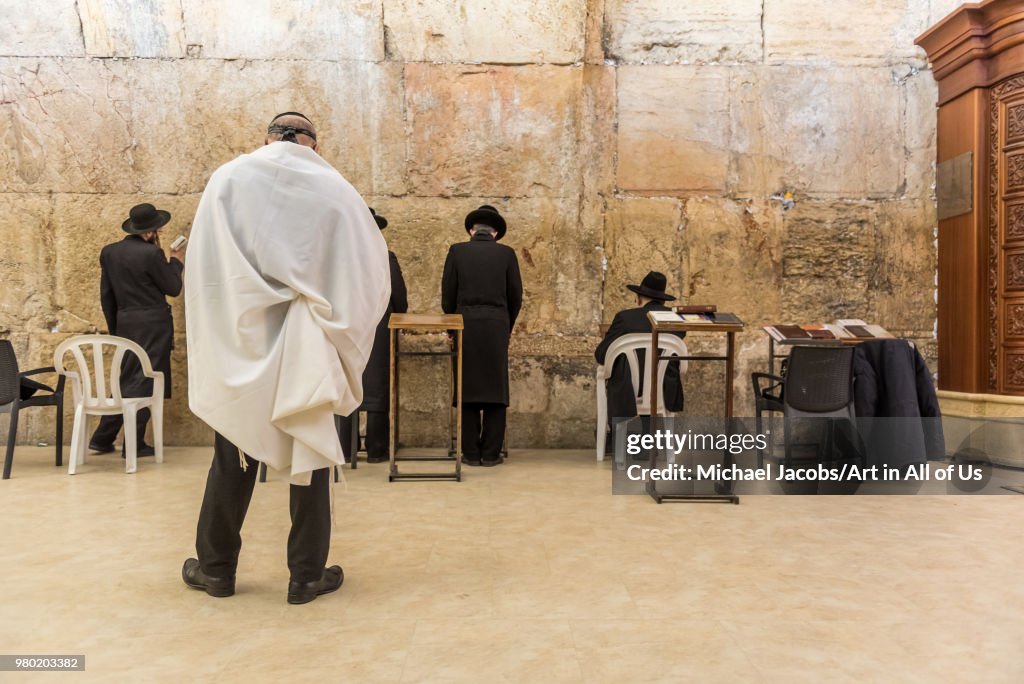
[369, 207, 388, 230]
[122, 203, 171, 234]
[626, 271, 676, 301]
[464, 204, 506, 240]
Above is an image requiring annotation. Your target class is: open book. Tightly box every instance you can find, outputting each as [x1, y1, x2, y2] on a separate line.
[763, 319, 893, 342]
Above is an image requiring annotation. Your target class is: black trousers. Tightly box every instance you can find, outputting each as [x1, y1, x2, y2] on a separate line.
[195, 432, 331, 583]
[338, 410, 389, 461]
[90, 408, 151, 447]
[462, 402, 506, 461]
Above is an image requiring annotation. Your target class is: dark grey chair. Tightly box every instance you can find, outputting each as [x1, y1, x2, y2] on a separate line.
[752, 360, 786, 468]
[1, 339, 66, 479]
[779, 345, 862, 470]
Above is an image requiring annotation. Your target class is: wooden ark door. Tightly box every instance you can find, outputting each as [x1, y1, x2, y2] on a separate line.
[994, 79, 1024, 393]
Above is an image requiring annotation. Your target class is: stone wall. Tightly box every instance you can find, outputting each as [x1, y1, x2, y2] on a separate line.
[0, 1, 964, 448]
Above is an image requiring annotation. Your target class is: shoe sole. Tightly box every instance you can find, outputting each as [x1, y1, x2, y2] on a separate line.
[287, 570, 344, 605]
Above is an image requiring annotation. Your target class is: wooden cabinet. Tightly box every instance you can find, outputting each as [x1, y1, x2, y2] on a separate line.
[918, 0, 1024, 395]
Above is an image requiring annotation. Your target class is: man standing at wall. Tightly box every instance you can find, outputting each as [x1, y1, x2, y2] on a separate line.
[181, 112, 390, 604]
[339, 207, 408, 464]
[89, 203, 184, 457]
[441, 205, 523, 467]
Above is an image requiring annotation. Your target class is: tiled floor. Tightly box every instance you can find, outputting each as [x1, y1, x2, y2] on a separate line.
[0, 446, 1021, 682]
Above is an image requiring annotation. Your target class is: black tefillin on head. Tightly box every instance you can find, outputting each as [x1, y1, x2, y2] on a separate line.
[267, 111, 317, 144]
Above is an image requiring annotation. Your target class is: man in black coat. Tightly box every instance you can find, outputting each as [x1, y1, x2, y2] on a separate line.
[441, 205, 523, 467]
[595, 272, 685, 423]
[89, 203, 184, 456]
[339, 208, 408, 463]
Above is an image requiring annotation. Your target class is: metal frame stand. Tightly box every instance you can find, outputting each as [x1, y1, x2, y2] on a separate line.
[388, 314, 464, 482]
[646, 315, 743, 505]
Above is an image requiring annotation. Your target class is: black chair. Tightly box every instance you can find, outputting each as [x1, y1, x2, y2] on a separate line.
[1, 340, 66, 479]
[752, 358, 787, 468]
[778, 345, 862, 470]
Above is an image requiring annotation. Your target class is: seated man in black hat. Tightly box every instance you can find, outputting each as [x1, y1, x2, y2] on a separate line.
[89, 203, 185, 456]
[595, 271, 685, 428]
[442, 205, 523, 467]
[339, 207, 408, 463]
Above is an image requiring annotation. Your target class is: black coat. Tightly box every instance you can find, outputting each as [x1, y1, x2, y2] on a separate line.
[595, 302, 685, 419]
[99, 235, 183, 398]
[441, 233, 523, 405]
[360, 251, 407, 412]
[853, 339, 945, 468]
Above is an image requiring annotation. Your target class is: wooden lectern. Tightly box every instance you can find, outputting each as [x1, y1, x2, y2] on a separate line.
[388, 313, 463, 482]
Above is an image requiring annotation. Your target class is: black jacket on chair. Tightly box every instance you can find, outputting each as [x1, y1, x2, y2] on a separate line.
[99, 235, 183, 398]
[360, 251, 408, 412]
[441, 232, 523, 405]
[853, 339, 945, 468]
[595, 302, 685, 419]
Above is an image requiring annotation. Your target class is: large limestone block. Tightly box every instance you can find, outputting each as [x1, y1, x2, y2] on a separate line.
[930, 0, 967, 25]
[779, 201, 881, 323]
[0, 1, 85, 57]
[617, 66, 731, 193]
[0, 58, 134, 193]
[578, 65, 617, 199]
[181, 0, 384, 61]
[779, 199, 936, 335]
[872, 200, 937, 336]
[127, 59, 406, 195]
[602, 197, 685, 318]
[902, 68, 938, 202]
[605, 0, 764, 64]
[404, 64, 584, 198]
[368, 194, 601, 337]
[51, 193, 199, 335]
[383, 0, 586, 64]
[78, 0, 186, 58]
[682, 198, 783, 327]
[0, 194, 56, 333]
[764, 0, 929, 66]
[732, 66, 902, 198]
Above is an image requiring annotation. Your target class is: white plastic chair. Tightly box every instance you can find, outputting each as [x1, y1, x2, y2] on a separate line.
[53, 335, 164, 474]
[596, 333, 688, 461]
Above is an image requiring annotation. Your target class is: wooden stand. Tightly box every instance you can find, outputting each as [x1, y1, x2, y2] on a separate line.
[647, 314, 744, 504]
[388, 314, 464, 482]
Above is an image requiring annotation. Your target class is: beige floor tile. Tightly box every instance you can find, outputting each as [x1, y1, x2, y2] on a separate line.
[0, 446, 1021, 682]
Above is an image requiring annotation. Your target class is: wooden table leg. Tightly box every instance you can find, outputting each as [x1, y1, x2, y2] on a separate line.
[456, 329, 463, 480]
[726, 331, 735, 418]
[389, 329, 397, 478]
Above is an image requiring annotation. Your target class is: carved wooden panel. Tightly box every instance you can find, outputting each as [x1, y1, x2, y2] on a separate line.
[992, 82, 1024, 394]
[1008, 202, 1024, 242]
[1008, 250, 1024, 290]
[1010, 102, 1024, 141]
[1005, 352, 1024, 390]
[1007, 301, 1024, 339]
[1007, 151, 1024, 191]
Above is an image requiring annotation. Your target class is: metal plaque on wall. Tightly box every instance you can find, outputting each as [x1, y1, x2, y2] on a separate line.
[937, 151, 973, 220]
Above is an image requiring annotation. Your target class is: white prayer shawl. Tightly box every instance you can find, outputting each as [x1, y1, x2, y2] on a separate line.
[185, 142, 390, 485]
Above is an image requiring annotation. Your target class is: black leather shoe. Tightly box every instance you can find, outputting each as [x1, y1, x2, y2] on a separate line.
[182, 558, 235, 598]
[365, 455, 388, 464]
[121, 444, 155, 458]
[288, 565, 344, 605]
[88, 441, 115, 454]
[481, 456, 504, 467]
[462, 456, 482, 466]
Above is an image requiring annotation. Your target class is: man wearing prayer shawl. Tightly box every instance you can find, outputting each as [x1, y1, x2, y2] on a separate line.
[181, 112, 390, 605]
